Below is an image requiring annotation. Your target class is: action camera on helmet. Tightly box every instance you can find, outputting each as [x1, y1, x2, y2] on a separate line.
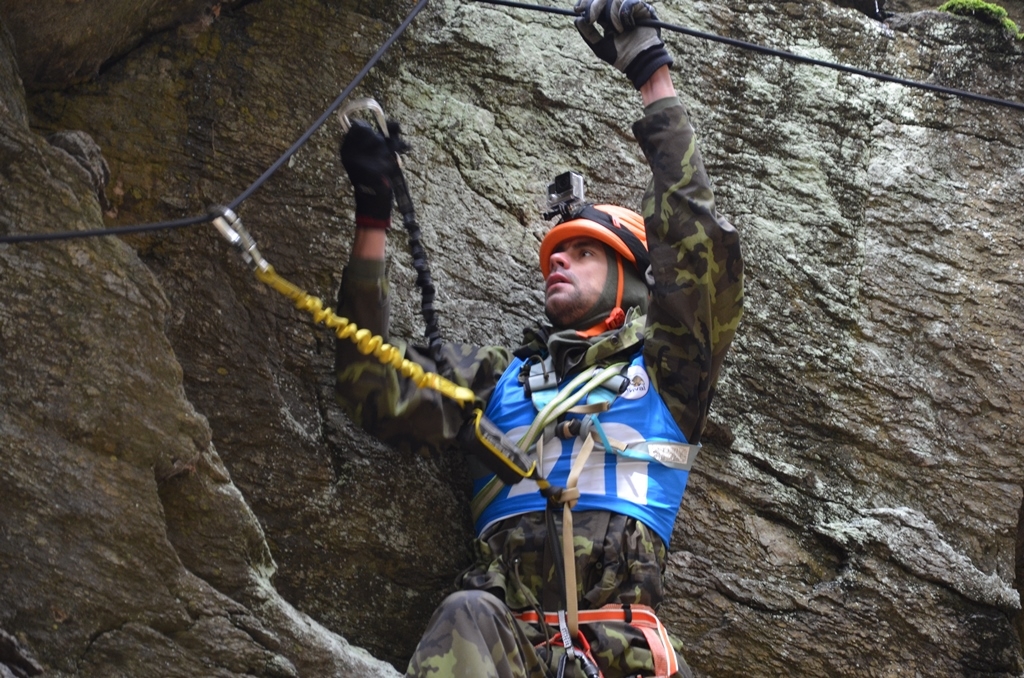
[544, 171, 586, 220]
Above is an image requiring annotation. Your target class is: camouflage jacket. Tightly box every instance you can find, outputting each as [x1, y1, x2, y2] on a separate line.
[335, 98, 743, 610]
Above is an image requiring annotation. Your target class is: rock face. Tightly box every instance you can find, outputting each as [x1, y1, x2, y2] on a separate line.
[1, 0, 1022, 676]
[0, 0, 228, 91]
[0, 8, 400, 678]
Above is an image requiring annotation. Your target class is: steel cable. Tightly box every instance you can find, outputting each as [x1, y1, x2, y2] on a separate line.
[472, 0, 1024, 113]
[4, 0, 1021, 244]
[0, 0, 429, 244]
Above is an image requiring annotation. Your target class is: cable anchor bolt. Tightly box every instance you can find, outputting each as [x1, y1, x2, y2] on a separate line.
[210, 206, 269, 273]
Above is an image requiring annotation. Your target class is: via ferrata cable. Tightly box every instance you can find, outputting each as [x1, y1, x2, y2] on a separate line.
[0, 0, 429, 245]
[470, 0, 1024, 113]
[3, 0, 1022, 245]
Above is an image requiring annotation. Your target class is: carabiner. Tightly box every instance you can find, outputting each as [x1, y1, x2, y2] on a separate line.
[210, 206, 269, 273]
[337, 97, 389, 137]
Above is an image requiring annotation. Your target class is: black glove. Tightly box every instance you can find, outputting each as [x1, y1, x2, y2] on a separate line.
[340, 120, 396, 230]
[574, 0, 673, 90]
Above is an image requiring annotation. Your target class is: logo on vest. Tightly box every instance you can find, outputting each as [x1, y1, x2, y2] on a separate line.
[622, 365, 650, 400]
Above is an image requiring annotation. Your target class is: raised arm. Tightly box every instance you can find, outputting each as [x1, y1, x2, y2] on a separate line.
[633, 82, 744, 445]
[575, 0, 744, 444]
[334, 122, 511, 454]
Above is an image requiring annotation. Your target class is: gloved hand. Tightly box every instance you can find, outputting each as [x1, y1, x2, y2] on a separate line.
[340, 120, 396, 230]
[574, 0, 673, 90]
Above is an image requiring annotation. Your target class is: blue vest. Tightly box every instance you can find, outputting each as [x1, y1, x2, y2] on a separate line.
[473, 351, 692, 546]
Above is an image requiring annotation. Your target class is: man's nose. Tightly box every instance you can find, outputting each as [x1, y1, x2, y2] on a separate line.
[549, 250, 569, 271]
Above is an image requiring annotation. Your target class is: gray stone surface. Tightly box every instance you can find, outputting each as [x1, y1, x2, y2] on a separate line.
[0, 8, 399, 677]
[1, 0, 1022, 676]
[0, 0, 234, 90]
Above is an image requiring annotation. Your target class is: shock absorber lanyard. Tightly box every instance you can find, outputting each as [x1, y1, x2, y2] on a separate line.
[338, 98, 446, 369]
[208, 205, 475, 408]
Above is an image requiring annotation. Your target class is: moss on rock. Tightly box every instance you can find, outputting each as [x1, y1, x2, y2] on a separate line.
[938, 0, 1023, 38]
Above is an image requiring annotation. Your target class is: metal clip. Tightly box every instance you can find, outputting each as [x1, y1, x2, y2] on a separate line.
[210, 206, 269, 273]
[337, 97, 389, 137]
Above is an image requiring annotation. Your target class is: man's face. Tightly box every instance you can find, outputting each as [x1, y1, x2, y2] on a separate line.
[544, 236, 609, 328]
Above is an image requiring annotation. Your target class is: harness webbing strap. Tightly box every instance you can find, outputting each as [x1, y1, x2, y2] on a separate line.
[564, 401, 611, 415]
[515, 604, 679, 678]
[560, 432, 596, 639]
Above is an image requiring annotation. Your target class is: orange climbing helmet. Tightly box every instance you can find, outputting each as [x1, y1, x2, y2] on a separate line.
[539, 204, 650, 280]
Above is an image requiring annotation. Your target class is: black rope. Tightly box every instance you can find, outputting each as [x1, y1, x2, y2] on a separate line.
[0, 0, 429, 245]
[471, 0, 1024, 113]
[387, 131, 446, 362]
[0, 214, 211, 244]
[6, 0, 1022, 246]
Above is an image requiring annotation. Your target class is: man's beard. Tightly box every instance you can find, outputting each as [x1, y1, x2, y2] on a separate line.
[545, 286, 592, 328]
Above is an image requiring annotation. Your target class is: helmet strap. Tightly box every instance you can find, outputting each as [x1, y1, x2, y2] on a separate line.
[575, 256, 626, 338]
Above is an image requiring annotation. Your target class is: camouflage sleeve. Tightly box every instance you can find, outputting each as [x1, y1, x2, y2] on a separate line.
[334, 258, 512, 455]
[632, 98, 744, 445]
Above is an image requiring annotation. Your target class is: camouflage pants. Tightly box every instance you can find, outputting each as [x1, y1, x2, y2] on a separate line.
[405, 589, 692, 678]
[406, 511, 693, 677]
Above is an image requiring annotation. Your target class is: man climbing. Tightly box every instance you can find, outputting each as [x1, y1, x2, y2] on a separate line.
[335, 1, 743, 676]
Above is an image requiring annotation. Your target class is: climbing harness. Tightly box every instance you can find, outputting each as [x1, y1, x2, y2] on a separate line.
[516, 605, 681, 678]
[468, 336, 702, 676]
[465, 353, 676, 676]
[208, 205, 475, 407]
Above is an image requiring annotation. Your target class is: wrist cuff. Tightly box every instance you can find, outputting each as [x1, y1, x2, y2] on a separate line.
[626, 44, 673, 90]
[355, 214, 391, 230]
[643, 96, 682, 117]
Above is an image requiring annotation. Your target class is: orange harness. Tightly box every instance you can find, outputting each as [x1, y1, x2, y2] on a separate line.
[515, 604, 680, 678]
